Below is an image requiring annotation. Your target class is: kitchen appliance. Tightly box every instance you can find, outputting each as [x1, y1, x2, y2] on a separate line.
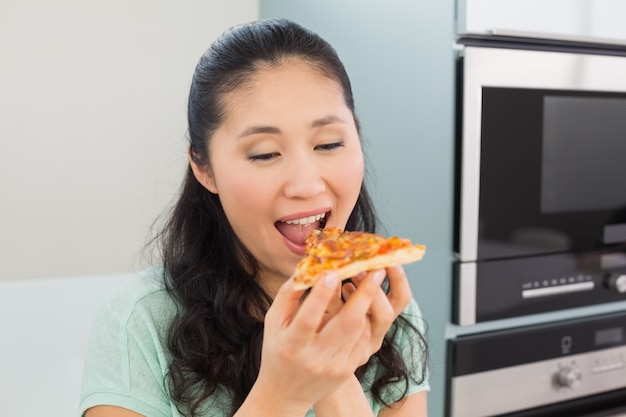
[453, 40, 626, 325]
[450, 2, 626, 416]
[457, 0, 626, 47]
[447, 310, 626, 417]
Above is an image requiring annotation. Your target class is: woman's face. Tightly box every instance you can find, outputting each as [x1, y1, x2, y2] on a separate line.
[192, 59, 364, 287]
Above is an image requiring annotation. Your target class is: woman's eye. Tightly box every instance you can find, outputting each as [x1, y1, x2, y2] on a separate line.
[315, 141, 344, 152]
[249, 152, 279, 162]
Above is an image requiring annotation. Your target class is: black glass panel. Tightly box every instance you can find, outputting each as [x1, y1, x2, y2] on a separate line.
[477, 87, 626, 260]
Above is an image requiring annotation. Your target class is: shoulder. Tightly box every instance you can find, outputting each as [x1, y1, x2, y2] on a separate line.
[105, 265, 168, 300]
[93, 266, 176, 335]
[101, 266, 171, 310]
[81, 266, 178, 416]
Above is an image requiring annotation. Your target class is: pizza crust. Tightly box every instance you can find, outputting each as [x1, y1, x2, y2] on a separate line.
[293, 245, 425, 290]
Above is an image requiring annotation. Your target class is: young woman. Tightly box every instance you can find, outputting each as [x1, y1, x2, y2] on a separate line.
[80, 18, 429, 417]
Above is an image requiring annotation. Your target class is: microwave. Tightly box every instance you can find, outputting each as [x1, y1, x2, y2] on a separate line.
[454, 40, 626, 325]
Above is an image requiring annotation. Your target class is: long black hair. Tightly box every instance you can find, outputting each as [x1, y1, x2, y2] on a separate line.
[157, 18, 427, 416]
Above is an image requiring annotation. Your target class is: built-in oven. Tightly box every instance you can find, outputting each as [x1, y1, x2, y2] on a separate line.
[447, 310, 626, 417]
[449, 3, 626, 416]
[453, 40, 626, 326]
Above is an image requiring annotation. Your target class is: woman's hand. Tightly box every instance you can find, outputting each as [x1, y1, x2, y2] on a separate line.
[257, 270, 385, 411]
[313, 265, 414, 416]
[236, 265, 413, 416]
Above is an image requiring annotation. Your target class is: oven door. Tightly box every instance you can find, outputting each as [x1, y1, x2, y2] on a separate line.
[447, 311, 626, 417]
[456, 45, 626, 263]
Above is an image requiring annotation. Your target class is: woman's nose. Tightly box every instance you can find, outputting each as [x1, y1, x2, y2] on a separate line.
[282, 156, 326, 199]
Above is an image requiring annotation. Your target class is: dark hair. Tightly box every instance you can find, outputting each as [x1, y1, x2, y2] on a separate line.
[157, 18, 427, 416]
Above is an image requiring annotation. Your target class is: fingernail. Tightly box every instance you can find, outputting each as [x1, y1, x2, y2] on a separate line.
[324, 272, 339, 287]
[372, 270, 386, 286]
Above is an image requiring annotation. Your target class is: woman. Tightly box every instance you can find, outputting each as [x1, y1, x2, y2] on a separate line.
[80, 18, 429, 417]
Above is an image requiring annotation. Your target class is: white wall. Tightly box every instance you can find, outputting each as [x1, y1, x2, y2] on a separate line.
[0, 0, 259, 282]
[0, 2, 258, 416]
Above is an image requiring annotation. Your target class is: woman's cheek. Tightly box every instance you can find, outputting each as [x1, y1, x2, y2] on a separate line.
[332, 152, 364, 225]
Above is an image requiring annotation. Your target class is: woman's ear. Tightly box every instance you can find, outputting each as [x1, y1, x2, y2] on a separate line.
[188, 147, 218, 194]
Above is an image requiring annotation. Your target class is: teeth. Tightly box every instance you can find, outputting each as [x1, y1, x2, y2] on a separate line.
[284, 212, 326, 225]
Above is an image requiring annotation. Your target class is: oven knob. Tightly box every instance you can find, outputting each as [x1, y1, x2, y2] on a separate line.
[554, 366, 582, 388]
[606, 273, 626, 294]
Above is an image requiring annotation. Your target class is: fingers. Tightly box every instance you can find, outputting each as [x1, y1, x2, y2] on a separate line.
[265, 275, 307, 330]
[346, 270, 394, 346]
[385, 265, 413, 316]
[341, 281, 356, 301]
[259, 269, 403, 405]
[318, 270, 387, 365]
[348, 266, 412, 316]
[289, 272, 340, 334]
[268, 266, 411, 360]
[339, 266, 412, 353]
[320, 282, 344, 329]
[341, 270, 386, 315]
[319, 270, 385, 344]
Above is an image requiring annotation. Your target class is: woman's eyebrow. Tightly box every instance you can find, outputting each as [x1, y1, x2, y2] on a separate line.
[237, 115, 346, 139]
[237, 125, 281, 139]
[311, 114, 347, 128]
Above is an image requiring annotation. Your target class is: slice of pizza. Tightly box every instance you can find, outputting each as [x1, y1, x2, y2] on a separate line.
[293, 227, 426, 290]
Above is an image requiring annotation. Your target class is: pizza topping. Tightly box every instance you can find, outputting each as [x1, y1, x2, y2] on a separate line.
[292, 227, 426, 289]
[305, 228, 413, 260]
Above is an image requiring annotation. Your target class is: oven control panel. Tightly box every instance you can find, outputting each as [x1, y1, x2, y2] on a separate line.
[454, 249, 626, 325]
[447, 311, 626, 417]
[521, 273, 595, 299]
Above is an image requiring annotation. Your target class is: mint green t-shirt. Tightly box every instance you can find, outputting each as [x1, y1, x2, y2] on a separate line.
[79, 267, 429, 416]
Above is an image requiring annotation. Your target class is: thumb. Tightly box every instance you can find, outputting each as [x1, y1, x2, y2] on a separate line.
[289, 272, 340, 332]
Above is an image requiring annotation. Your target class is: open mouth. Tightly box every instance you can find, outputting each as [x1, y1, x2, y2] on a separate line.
[275, 211, 329, 247]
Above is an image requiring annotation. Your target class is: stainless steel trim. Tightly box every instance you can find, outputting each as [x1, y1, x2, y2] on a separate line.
[457, 262, 477, 325]
[522, 282, 595, 299]
[457, 46, 626, 263]
[490, 28, 626, 46]
[449, 301, 626, 338]
[456, 48, 481, 262]
[458, 0, 626, 46]
[450, 345, 626, 417]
